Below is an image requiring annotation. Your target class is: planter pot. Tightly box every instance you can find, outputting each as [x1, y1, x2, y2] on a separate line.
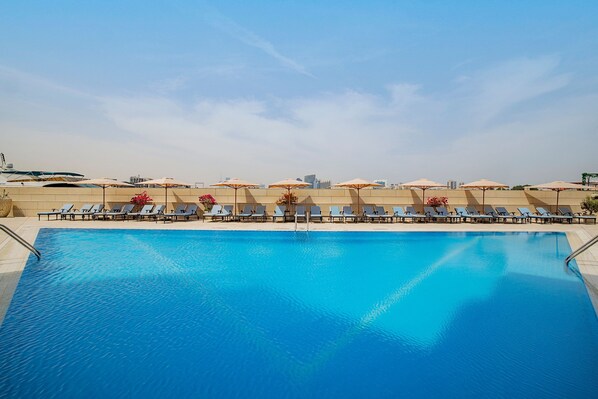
[0, 198, 12, 217]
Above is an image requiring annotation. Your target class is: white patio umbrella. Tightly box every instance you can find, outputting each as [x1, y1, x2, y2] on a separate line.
[530, 181, 589, 212]
[77, 177, 133, 209]
[139, 177, 191, 208]
[269, 178, 311, 209]
[402, 178, 445, 213]
[212, 178, 259, 217]
[334, 178, 381, 215]
[461, 179, 509, 211]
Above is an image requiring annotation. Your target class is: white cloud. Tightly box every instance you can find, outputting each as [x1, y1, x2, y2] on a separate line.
[204, 8, 315, 78]
[0, 57, 594, 186]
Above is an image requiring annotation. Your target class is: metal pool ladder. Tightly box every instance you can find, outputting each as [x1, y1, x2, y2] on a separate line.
[565, 234, 598, 277]
[0, 224, 41, 260]
[294, 213, 310, 232]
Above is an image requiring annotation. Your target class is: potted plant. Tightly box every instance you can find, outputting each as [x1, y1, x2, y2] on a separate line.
[199, 194, 217, 212]
[581, 195, 598, 215]
[130, 191, 152, 212]
[426, 196, 448, 210]
[0, 190, 11, 217]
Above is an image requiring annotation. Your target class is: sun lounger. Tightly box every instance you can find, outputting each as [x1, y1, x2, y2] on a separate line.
[363, 205, 378, 222]
[127, 204, 154, 220]
[37, 203, 73, 220]
[375, 206, 394, 223]
[95, 204, 132, 220]
[342, 206, 357, 222]
[393, 206, 426, 223]
[406, 206, 429, 222]
[536, 207, 573, 224]
[213, 205, 233, 221]
[517, 207, 552, 224]
[484, 206, 523, 223]
[65, 204, 92, 220]
[329, 206, 344, 223]
[465, 206, 493, 223]
[310, 206, 323, 222]
[203, 205, 223, 221]
[164, 204, 199, 222]
[436, 206, 462, 223]
[295, 206, 307, 222]
[424, 206, 448, 222]
[164, 204, 187, 218]
[272, 205, 287, 222]
[251, 205, 267, 222]
[494, 207, 526, 224]
[238, 205, 254, 221]
[141, 204, 165, 220]
[558, 206, 597, 224]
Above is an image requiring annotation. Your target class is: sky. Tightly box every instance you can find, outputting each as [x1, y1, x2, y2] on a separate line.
[1, 0, 597, 186]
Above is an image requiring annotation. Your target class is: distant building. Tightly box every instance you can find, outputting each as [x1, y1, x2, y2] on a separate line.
[373, 179, 387, 189]
[129, 175, 151, 185]
[447, 180, 457, 190]
[304, 174, 317, 188]
[319, 180, 332, 189]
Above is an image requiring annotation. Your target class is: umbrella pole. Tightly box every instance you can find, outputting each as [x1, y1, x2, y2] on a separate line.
[421, 188, 426, 213]
[357, 188, 360, 216]
[482, 188, 486, 212]
[103, 186, 106, 209]
[165, 186, 168, 210]
[287, 188, 291, 210]
[556, 190, 560, 213]
[234, 188, 238, 217]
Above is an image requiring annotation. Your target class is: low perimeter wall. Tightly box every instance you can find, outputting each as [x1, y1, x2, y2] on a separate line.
[1, 187, 594, 217]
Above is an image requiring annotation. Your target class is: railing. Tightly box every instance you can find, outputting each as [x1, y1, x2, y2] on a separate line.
[294, 212, 310, 232]
[0, 224, 41, 260]
[565, 236, 598, 279]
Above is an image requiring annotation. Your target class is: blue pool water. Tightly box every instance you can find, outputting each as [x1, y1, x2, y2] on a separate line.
[1, 229, 597, 398]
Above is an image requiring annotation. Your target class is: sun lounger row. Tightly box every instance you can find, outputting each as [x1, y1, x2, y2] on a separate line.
[37, 203, 200, 222]
[38, 203, 596, 224]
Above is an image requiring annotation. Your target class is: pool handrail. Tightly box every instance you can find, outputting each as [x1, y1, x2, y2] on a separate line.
[0, 224, 40, 260]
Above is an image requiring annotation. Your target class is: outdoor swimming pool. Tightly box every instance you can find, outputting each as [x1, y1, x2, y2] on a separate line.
[1, 229, 597, 397]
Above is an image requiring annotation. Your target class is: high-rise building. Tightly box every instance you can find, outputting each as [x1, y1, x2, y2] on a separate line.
[304, 174, 317, 189]
[447, 180, 457, 190]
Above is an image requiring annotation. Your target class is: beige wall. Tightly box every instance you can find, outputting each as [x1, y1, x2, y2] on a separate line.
[1, 186, 594, 217]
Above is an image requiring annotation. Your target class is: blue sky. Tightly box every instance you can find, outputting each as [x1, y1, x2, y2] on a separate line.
[1, 1, 597, 185]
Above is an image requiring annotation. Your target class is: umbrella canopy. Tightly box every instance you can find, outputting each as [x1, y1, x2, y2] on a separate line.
[78, 177, 133, 208]
[139, 177, 191, 208]
[530, 181, 588, 212]
[402, 178, 445, 213]
[269, 178, 311, 209]
[461, 179, 509, 210]
[212, 178, 259, 216]
[334, 178, 381, 215]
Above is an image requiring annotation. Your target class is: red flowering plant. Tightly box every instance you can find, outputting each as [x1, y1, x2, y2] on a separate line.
[198, 194, 217, 211]
[130, 191, 152, 207]
[426, 196, 448, 208]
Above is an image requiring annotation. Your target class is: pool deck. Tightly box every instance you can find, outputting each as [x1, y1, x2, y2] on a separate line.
[1, 217, 598, 323]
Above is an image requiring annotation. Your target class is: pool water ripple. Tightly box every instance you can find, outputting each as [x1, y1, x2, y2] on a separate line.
[1, 229, 598, 398]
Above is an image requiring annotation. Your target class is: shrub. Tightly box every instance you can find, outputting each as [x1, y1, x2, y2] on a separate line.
[198, 194, 217, 211]
[276, 192, 298, 205]
[426, 196, 448, 207]
[130, 191, 152, 206]
[581, 195, 598, 215]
